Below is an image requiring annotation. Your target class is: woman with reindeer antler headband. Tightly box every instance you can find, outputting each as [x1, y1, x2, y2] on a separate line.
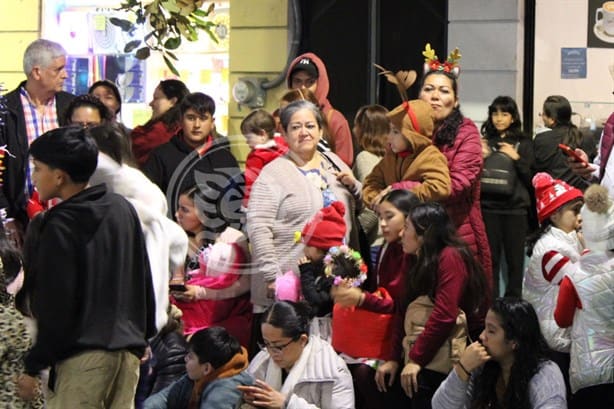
[417, 43, 493, 300]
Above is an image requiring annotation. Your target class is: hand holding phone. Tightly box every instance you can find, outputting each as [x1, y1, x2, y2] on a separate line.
[169, 282, 187, 292]
[558, 144, 589, 167]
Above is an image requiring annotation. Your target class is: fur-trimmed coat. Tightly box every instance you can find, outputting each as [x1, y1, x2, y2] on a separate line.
[363, 129, 451, 205]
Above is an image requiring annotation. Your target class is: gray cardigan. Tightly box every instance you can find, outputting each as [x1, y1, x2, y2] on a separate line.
[431, 360, 567, 409]
[246, 152, 361, 310]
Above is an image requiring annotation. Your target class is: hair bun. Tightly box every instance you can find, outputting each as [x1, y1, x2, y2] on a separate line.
[584, 184, 611, 214]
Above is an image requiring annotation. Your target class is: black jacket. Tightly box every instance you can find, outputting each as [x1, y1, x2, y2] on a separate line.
[299, 261, 334, 318]
[0, 81, 74, 225]
[142, 133, 241, 195]
[23, 184, 156, 375]
[147, 331, 188, 395]
[533, 125, 596, 191]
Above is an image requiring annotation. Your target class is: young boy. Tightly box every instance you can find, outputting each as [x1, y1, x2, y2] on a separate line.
[240, 109, 287, 209]
[143, 92, 241, 195]
[144, 326, 253, 409]
[17, 126, 156, 408]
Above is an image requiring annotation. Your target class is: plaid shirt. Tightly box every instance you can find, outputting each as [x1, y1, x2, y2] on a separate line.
[19, 86, 60, 196]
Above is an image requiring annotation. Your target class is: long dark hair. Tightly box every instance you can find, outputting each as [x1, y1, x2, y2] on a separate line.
[471, 298, 551, 409]
[380, 189, 420, 217]
[481, 96, 525, 141]
[542, 95, 583, 148]
[405, 202, 486, 311]
[420, 70, 464, 147]
[144, 79, 189, 129]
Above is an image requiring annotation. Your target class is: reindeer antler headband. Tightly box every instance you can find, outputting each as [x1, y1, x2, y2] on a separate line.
[373, 64, 423, 133]
[422, 43, 461, 78]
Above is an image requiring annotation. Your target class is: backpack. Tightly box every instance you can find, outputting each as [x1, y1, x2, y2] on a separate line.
[481, 143, 518, 197]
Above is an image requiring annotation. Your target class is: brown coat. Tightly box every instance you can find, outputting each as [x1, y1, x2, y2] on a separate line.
[363, 122, 451, 205]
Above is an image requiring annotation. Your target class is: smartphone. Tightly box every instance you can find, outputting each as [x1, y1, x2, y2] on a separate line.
[558, 144, 588, 166]
[169, 283, 187, 292]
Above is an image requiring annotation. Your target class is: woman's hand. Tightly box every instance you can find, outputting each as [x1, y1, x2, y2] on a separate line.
[332, 285, 363, 307]
[458, 341, 491, 376]
[400, 362, 421, 398]
[16, 374, 39, 401]
[568, 149, 595, 178]
[298, 256, 311, 266]
[481, 139, 492, 159]
[238, 380, 287, 409]
[171, 284, 199, 302]
[335, 170, 358, 191]
[374, 360, 399, 392]
[266, 281, 276, 299]
[497, 142, 519, 161]
[370, 186, 392, 211]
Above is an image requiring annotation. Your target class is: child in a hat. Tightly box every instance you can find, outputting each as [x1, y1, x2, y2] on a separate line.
[363, 70, 451, 208]
[523, 172, 585, 395]
[554, 184, 614, 407]
[296, 201, 368, 341]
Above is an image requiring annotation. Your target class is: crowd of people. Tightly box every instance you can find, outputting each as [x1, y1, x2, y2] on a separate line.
[0, 38, 611, 409]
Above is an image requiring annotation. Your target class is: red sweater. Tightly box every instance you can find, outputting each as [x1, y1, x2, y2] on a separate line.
[408, 246, 486, 367]
[361, 241, 413, 361]
[554, 276, 582, 328]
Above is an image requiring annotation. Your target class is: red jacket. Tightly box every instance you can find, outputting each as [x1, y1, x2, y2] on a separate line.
[131, 121, 180, 167]
[408, 247, 486, 366]
[434, 118, 493, 290]
[361, 240, 413, 361]
[287, 53, 354, 166]
[243, 137, 288, 208]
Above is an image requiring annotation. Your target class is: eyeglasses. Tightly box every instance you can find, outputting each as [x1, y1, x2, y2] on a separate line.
[258, 338, 297, 354]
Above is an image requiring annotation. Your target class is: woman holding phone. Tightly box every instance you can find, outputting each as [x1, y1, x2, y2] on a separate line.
[533, 95, 595, 191]
[239, 301, 354, 409]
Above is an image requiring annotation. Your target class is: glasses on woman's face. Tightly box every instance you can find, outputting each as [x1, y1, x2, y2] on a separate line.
[258, 338, 297, 354]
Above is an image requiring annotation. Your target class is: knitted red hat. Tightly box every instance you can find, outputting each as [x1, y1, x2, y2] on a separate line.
[301, 201, 346, 249]
[533, 172, 583, 223]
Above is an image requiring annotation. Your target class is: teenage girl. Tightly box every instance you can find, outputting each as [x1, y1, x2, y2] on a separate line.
[333, 190, 418, 409]
[480, 96, 534, 298]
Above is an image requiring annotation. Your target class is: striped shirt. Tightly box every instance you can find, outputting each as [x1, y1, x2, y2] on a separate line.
[19, 86, 60, 196]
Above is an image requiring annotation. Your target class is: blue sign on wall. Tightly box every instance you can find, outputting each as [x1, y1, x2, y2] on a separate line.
[561, 48, 587, 79]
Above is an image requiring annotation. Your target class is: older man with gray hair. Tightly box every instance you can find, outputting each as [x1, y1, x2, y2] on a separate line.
[1, 39, 74, 240]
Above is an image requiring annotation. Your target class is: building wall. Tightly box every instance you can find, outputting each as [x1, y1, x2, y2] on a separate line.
[228, 0, 289, 163]
[448, 0, 524, 126]
[0, 0, 40, 90]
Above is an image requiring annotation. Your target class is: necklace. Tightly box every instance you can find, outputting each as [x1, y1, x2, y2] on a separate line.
[300, 167, 328, 191]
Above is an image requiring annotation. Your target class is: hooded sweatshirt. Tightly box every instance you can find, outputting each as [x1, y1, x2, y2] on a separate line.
[363, 100, 451, 205]
[24, 184, 156, 375]
[286, 53, 354, 166]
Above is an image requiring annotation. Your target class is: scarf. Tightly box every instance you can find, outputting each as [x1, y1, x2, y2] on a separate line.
[264, 336, 314, 396]
[187, 346, 249, 409]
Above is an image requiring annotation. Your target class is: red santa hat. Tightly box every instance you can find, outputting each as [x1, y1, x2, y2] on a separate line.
[301, 201, 346, 250]
[533, 172, 583, 223]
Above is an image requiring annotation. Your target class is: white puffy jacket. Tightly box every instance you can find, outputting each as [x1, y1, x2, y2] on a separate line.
[567, 252, 614, 393]
[523, 226, 583, 352]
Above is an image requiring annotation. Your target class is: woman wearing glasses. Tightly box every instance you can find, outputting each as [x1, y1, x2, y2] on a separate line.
[238, 301, 354, 408]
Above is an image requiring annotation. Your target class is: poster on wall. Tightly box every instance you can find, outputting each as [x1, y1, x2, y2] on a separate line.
[561, 48, 587, 78]
[588, 0, 614, 47]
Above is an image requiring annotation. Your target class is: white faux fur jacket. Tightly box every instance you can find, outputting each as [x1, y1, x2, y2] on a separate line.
[90, 153, 188, 332]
